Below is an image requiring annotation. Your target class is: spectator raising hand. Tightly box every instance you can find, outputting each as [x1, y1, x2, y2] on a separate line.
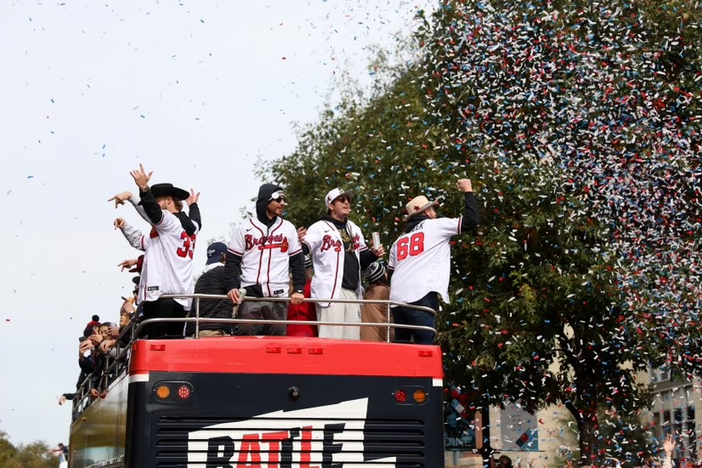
[662, 434, 676, 468]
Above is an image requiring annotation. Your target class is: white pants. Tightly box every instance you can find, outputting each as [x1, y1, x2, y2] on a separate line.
[316, 288, 361, 340]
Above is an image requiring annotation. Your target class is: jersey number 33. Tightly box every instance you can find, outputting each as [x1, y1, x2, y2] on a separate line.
[176, 231, 197, 259]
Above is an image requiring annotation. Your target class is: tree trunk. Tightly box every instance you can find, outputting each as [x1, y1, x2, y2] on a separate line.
[566, 375, 601, 467]
[577, 414, 601, 467]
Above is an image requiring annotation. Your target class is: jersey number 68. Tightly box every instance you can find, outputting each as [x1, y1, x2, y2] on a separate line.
[397, 233, 425, 261]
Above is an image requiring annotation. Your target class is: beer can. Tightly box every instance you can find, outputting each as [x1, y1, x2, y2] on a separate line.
[372, 232, 381, 250]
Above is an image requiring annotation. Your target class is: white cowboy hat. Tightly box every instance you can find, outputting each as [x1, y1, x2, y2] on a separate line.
[404, 195, 439, 222]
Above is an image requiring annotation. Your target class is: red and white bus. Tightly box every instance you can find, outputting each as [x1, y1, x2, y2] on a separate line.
[68, 295, 445, 467]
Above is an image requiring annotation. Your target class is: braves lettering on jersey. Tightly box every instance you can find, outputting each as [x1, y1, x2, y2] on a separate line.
[388, 217, 462, 304]
[121, 211, 199, 310]
[303, 219, 367, 304]
[228, 217, 302, 297]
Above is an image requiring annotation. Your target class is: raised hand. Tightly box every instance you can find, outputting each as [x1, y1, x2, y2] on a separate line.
[186, 188, 200, 206]
[129, 163, 152, 191]
[457, 178, 473, 193]
[663, 434, 676, 454]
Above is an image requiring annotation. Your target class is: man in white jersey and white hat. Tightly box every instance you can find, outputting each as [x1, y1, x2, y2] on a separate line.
[299, 188, 384, 340]
[388, 178, 479, 344]
[112, 164, 201, 339]
[225, 183, 306, 336]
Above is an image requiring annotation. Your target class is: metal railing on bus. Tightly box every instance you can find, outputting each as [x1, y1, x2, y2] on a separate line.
[72, 294, 438, 416]
[150, 293, 437, 343]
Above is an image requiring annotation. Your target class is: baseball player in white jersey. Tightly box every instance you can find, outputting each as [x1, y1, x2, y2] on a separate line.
[225, 184, 306, 336]
[388, 178, 479, 344]
[111, 164, 201, 339]
[299, 188, 384, 340]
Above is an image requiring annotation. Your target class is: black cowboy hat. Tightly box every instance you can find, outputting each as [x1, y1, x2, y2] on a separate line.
[150, 183, 189, 200]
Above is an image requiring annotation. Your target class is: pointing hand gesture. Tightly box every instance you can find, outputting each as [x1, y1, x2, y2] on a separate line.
[108, 191, 133, 208]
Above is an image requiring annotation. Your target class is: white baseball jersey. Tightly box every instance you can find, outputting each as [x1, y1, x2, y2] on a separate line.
[120, 211, 199, 310]
[388, 217, 462, 304]
[303, 219, 368, 305]
[228, 217, 302, 297]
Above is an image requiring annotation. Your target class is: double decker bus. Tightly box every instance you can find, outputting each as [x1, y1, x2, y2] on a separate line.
[68, 295, 445, 467]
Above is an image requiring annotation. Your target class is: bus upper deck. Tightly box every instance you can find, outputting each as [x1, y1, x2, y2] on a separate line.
[69, 295, 445, 468]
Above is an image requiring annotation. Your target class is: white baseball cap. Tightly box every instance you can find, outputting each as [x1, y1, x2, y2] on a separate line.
[324, 188, 352, 209]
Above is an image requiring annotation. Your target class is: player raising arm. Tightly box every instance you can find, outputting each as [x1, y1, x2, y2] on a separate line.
[388, 178, 479, 344]
[112, 164, 201, 339]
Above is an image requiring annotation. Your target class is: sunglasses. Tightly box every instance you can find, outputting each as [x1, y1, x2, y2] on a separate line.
[334, 196, 351, 204]
[269, 191, 286, 203]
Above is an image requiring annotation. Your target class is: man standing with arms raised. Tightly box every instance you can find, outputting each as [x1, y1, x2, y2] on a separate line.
[388, 178, 479, 344]
[225, 184, 306, 336]
[112, 164, 201, 339]
[300, 189, 384, 339]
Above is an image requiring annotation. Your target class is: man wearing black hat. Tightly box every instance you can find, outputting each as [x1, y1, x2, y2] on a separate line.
[112, 164, 201, 339]
[225, 183, 306, 336]
[185, 242, 234, 337]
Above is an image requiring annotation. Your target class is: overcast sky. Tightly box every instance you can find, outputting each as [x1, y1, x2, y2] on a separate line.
[0, 0, 434, 447]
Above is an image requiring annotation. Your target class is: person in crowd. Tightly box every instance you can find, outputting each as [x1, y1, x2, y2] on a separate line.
[186, 241, 234, 337]
[98, 322, 117, 341]
[225, 184, 306, 336]
[83, 315, 100, 337]
[78, 327, 103, 375]
[287, 254, 317, 337]
[87, 326, 122, 400]
[75, 327, 102, 403]
[388, 179, 479, 344]
[111, 164, 201, 338]
[57, 442, 69, 464]
[360, 261, 391, 342]
[299, 188, 384, 340]
[489, 454, 513, 468]
[102, 296, 136, 348]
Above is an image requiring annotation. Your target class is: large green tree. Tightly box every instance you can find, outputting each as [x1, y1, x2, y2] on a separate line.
[261, 0, 702, 465]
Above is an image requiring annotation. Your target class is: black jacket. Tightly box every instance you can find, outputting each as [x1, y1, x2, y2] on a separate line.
[186, 264, 234, 335]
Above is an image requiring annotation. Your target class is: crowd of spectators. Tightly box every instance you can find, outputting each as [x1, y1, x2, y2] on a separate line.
[59, 272, 138, 412]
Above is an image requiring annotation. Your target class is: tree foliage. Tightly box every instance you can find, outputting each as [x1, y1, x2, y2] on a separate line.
[260, 0, 702, 465]
[0, 431, 58, 468]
